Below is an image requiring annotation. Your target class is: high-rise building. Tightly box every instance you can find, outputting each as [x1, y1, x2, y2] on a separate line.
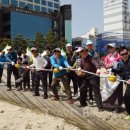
[103, 0, 130, 38]
[0, 0, 60, 13]
[0, 6, 55, 39]
[0, 0, 60, 39]
[60, 5, 72, 43]
[0, 0, 72, 43]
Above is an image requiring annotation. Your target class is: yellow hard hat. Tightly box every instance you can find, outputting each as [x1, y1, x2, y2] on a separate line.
[108, 75, 117, 82]
[15, 64, 20, 68]
[53, 68, 60, 73]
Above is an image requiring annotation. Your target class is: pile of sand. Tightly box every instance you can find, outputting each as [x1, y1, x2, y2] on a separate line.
[0, 100, 80, 130]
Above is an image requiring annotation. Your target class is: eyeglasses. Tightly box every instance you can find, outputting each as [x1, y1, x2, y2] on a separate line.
[120, 52, 128, 56]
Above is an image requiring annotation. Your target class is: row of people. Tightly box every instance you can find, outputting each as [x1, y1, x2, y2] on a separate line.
[0, 41, 130, 119]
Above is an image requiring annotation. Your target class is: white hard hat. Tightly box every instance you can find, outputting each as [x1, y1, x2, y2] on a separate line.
[66, 43, 72, 47]
[86, 41, 93, 45]
[6, 46, 12, 50]
[31, 47, 38, 52]
[75, 47, 83, 52]
[54, 48, 61, 52]
[107, 43, 116, 48]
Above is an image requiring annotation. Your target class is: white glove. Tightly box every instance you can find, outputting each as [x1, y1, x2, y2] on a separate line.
[26, 66, 30, 69]
[59, 66, 63, 70]
[11, 61, 15, 65]
[96, 69, 101, 75]
[77, 67, 81, 71]
[67, 66, 72, 69]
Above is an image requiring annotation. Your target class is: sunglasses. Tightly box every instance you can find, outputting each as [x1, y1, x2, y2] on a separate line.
[120, 52, 128, 56]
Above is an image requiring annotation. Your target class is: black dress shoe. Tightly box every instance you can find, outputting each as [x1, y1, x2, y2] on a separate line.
[113, 108, 121, 113]
[7, 88, 11, 91]
[78, 103, 87, 107]
[43, 94, 48, 99]
[98, 107, 104, 112]
[33, 94, 40, 96]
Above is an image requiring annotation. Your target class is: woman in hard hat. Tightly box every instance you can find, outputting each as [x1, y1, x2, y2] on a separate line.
[102, 43, 123, 113]
[104, 43, 120, 69]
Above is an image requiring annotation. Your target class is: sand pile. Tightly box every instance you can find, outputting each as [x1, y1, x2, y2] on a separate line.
[0, 100, 80, 130]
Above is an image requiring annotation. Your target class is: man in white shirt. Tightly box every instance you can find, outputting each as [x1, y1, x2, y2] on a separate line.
[28, 48, 48, 99]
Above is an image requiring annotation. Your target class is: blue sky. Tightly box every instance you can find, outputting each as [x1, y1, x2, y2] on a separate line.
[60, 0, 130, 38]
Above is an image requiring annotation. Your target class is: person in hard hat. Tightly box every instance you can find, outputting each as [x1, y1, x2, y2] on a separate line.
[15, 57, 23, 91]
[85, 40, 99, 104]
[5, 46, 19, 91]
[15, 57, 31, 91]
[104, 43, 120, 69]
[43, 46, 53, 89]
[29, 47, 36, 91]
[27, 47, 48, 99]
[50, 48, 73, 104]
[21, 50, 31, 91]
[76, 47, 103, 111]
[112, 46, 130, 119]
[66, 43, 79, 96]
[86, 40, 99, 61]
[102, 43, 123, 113]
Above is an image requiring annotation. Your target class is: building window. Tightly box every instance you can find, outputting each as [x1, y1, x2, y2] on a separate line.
[48, 2, 53, 7]
[48, 8, 53, 13]
[54, 0, 59, 2]
[54, 3, 59, 9]
[27, 0, 33, 2]
[27, 3, 33, 10]
[11, 0, 18, 7]
[34, 0, 40, 4]
[41, 0, 46, 5]
[34, 5, 40, 11]
[2, 0, 9, 5]
[19, 2, 26, 8]
[42, 7, 46, 12]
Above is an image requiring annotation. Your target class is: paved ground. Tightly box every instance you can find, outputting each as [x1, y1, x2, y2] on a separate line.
[0, 69, 130, 130]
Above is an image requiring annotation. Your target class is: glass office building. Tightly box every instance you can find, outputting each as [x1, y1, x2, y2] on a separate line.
[0, 6, 54, 39]
[0, 1, 72, 44]
[10, 11, 52, 39]
[0, 0, 60, 13]
[60, 5, 72, 43]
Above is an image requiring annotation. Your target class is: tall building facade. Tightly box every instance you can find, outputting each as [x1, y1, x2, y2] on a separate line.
[0, 0, 72, 43]
[60, 5, 72, 43]
[0, 0, 60, 39]
[0, 0, 60, 13]
[103, 0, 130, 38]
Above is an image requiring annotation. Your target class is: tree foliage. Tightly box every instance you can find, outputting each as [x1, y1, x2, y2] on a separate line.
[45, 30, 58, 49]
[33, 32, 45, 53]
[58, 37, 67, 50]
[12, 35, 29, 52]
[0, 37, 11, 51]
[0, 30, 67, 52]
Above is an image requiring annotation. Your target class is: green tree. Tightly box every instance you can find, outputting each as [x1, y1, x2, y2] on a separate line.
[12, 35, 29, 51]
[33, 32, 45, 53]
[0, 37, 11, 51]
[58, 37, 67, 50]
[45, 30, 58, 49]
